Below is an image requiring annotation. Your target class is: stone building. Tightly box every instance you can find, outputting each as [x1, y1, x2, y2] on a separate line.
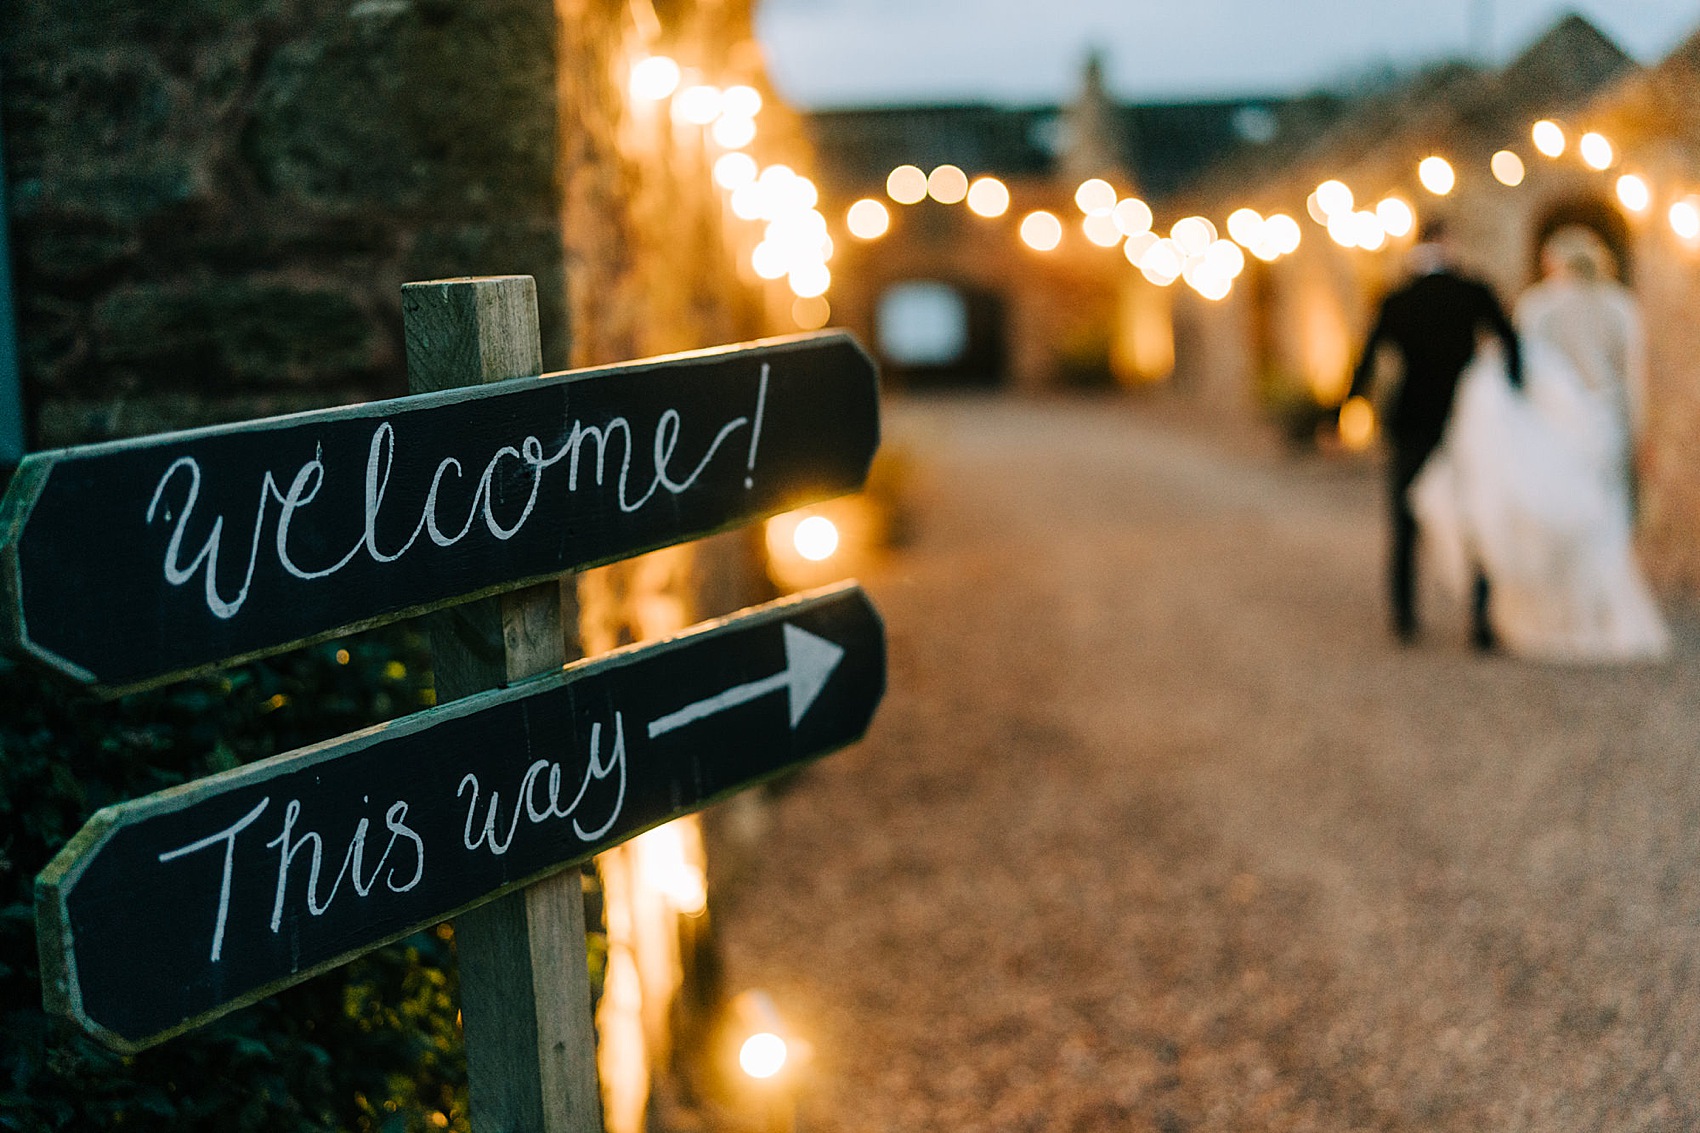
[1, 1, 809, 1128]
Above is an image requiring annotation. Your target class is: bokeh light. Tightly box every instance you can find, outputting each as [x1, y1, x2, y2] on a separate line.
[1123, 231, 1160, 266]
[927, 164, 969, 205]
[740, 1033, 788, 1080]
[629, 55, 681, 101]
[1170, 216, 1216, 256]
[1580, 132, 1614, 170]
[1352, 210, 1387, 251]
[721, 85, 763, 119]
[788, 261, 830, 300]
[792, 295, 831, 330]
[1020, 210, 1063, 251]
[1139, 239, 1184, 286]
[712, 115, 756, 149]
[1227, 207, 1265, 248]
[713, 152, 758, 190]
[1616, 173, 1650, 212]
[886, 165, 927, 205]
[1083, 212, 1122, 247]
[1375, 196, 1413, 238]
[1338, 395, 1376, 451]
[846, 198, 891, 239]
[1074, 178, 1118, 216]
[1264, 213, 1301, 255]
[792, 516, 840, 561]
[1113, 197, 1154, 236]
[1315, 180, 1354, 216]
[966, 176, 1010, 217]
[1532, 119, 1566, 157]
[1418, 156, 1455, 195]
[673, 84, 723, 125]
[1491, 150, 1526, 186]
[1670, 196, 1700, 241]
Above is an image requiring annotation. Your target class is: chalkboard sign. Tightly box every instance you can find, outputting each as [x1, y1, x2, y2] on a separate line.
[37, 583, 884, 1052]
[1, 332, 878, 694]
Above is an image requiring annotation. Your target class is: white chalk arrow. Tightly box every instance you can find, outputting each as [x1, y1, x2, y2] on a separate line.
[647, 623, 845, 739]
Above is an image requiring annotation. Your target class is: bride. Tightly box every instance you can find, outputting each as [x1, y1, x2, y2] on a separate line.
[1411, 225, 1670, 661]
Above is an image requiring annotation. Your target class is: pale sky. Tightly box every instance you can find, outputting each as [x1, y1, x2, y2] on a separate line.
[756, 0, 1700, 106]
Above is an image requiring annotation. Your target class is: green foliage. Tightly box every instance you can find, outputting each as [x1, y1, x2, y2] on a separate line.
[0, 627, 471, 1132]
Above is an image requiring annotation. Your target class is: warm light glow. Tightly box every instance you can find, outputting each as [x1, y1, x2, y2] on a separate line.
[792, 515, 839, 561]
[1264, 212, 1301, 255]
[1305, 191, 1329, 225]
[1139, 238, 1184, 285]
[1315, 180, 1354, 216]
[1670, 196, 1700, 240]
[788, 261, 831, 299]
[1580, 132, 1613, 171]
[1327, 212, 1356, 248]
[730, 182, 767, 221]
[1616, 173, 1651, 212]
[846, 198, 891, 239]
[1491, 150, 1526, 187]
[634, 822, 707, 916]
[966, 176, 1010, 217]
[1418, 156, 1455, 195]
[740, 1033, 788, 1080]
[1532, 119, 1566, 158]
[714, 152, 758, 190]
[1203, 238, 1246, 279]
[1020, 210, 1063, 251]
[1226, 207, 1265, 248]
[712, 115, 756, 149]
[1113, 197, 1154, 236]
[629, 55, 681, 101]
[1375, 196, 1413, 238]
[750, 241, 787, 280]
[792, 295, 831, 330]
[674, 84, 723, 125]
[1352, 210, 1387, 251]
[1083, 212, 1122, 247]
[1338, 395, 1376, 451]
[1123, 230, 1159, 266]
[886, 165, 927, 205]
[1074, 178, 1117, 216]
[1185, 264, 1232, 301]
[721, 85, 763, 119]
[1170, 216, 1216, 256]
[927, 164, 969, 205]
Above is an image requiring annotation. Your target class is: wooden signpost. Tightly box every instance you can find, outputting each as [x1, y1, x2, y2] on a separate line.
[36, 583, 884, 1051]
[0, 316, 878, 695]
[17, 275, 886, 1133]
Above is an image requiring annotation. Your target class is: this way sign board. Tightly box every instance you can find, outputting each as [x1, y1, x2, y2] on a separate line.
[0, 331, 877, 694]
[37, 583, 883, 1052]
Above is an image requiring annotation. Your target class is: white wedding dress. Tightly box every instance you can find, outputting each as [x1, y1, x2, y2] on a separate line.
[1409, 280, 1670, 662]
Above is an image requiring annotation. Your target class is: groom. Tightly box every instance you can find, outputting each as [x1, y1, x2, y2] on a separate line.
[1346, 218, 1522, 649]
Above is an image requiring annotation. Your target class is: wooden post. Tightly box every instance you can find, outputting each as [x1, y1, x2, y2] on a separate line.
[402, 276, 602, 1133]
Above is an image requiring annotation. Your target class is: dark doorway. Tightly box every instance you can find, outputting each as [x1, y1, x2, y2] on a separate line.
[874, 279, 1007, 388]
[1529, 194, 1632, 284]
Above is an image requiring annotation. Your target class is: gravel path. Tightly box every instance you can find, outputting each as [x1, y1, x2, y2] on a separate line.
[710, 395, 1700, 1133]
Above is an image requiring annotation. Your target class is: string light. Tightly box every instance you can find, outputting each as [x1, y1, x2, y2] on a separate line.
[846, 198, 890, 239]
[1170, 216, 1216, 256]
[629, 55, 681, 101]
[1670, 196, 1700, 241]
[927, 165, 968, 205]
[1113, 197, 1154, 236]
[712, 115, 756, 149]
[1020, 210, 1063, 252]
[673, 84, 723, 125]
[1580, 132, 1614, 170]
[1375, 197, 1413, 238]
[1491, 150, 1526, 186]
[1616, 173, 1650, 213]
[1532, 119, 1566, 157]
[886, 165, 927, 205]
[967, 177, 1011, 218]
[1074, 179, 1117, 216]
[1226, 207, 1265, 248]
[1314, 180, 1354, 217]
[1417, 156, 1455, 195]
[721, 85, 763, 119]
[713, 152, 758, 190]
[1083, 212, 1122, 247]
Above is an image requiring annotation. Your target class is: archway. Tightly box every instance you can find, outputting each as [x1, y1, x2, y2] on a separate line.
[1529, 193, 1633, 284]
[873, 278, 1008, 389]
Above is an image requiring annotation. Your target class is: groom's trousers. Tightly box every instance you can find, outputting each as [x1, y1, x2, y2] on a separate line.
[1390, 436, 1492, 645]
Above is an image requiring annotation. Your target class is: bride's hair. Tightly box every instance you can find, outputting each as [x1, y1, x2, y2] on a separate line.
[1542, 225, 1615, 282]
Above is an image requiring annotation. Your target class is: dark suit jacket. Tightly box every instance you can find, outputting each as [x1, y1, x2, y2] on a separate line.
[1348, 269, 1522, 451]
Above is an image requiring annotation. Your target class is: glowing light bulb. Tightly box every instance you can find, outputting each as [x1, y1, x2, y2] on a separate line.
[712, 115, 756, 149]
[966, 177, 1010, 217]
[740, 1033, 788, 1079]
[792, 515, 839, 561]
[1580, 132, 1613, 171]
[750, 241, 787, 280]
[1353, 210, 1387, 251]
[927, 164, 968, 205]
[1074, 178, 1117, 215]
[721, 85, 763, 119]
[1113, 197, 1153, 236]
[788, 262, 830, 300]
[1203, 238, 1246, 278]
[1170, 216, 1216, 256]
[1123, 231, 1159, 266]
[1418, 156, 1455, 195]
[1616, 173, 1650, 212]
[846, 198, 891, 239]
[714, 152, 758, 190]
[1491, 150, 1525, 187]
[1139, 239, 1183, 285]
[1264, 213, 1301, 255]
[1670, 196, 1700, 241]
[1020, 210, 1063, 251]
[1376, 196, 1413, 238]
[674, 85, 723, 125]
[886, 165, 927, 205]
[1338, 395, 1376, 451]
[1226, 207, 1265, 248]
[1315, 180, 1353, 216]
[792, 295, 831, 330]
[1083, 212, 1122, 247]
[629, 55, 681, 101]
[1532, 119, 1565, 158]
